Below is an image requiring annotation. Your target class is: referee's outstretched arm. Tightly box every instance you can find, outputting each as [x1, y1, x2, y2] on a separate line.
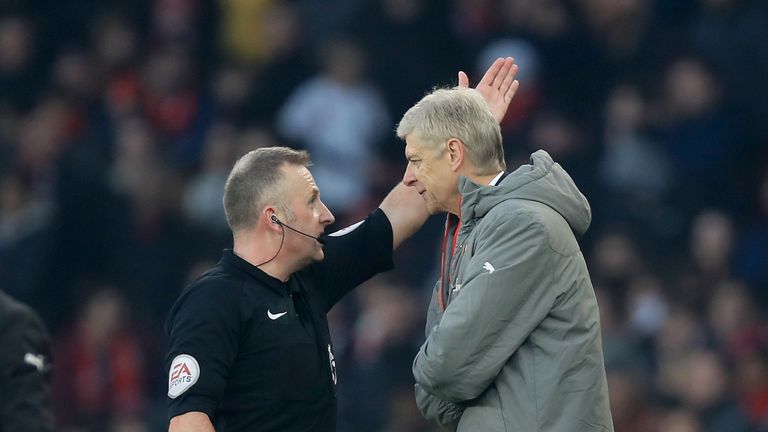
[169, 411, 214, 432]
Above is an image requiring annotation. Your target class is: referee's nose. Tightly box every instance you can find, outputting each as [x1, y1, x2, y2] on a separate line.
[319, 200, 335, 226]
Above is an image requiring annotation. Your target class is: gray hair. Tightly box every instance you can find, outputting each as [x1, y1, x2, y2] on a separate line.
[396, 87, 505, 174]
[223, 147, 311, 232]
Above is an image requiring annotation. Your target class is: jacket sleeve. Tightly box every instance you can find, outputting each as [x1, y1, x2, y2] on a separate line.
[414, 383, 464, 431]
[0, 304, 54, 432]
[413, 210, 556, 402]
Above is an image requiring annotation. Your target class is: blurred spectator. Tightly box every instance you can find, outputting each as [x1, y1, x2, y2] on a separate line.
[671, 350, 751, 432]
[245, 1, 316, 126]
[0, 170, 52, 302]
[181, 121, 237, 236]
[576, 0, 659, 79]
[658, 409, 704, 432]
[141, 46, 205, 164]
[597, 286, 650, 374]
[591, 228, 646, 292]
[734, 347, 768, 430]
[524, 108, 593, 187]
[735, 171, 768, 300]
[207, 64, 253, 125]
[53, 287, 149, 431]
[626, 276, 669, 338]
[689, 0, 768, 144]
[277, 36, 389, 222]
[598, 83, 672, 232]
[353, 0, 457, 121]
[340, 278, 423, 432]
[654, 57, 742, 215]
[690, 210, 735, 281]
[219, 0, 275, 65]
[92, 14, 143, 120]
[377, 384, 437, 432]
[0, 16, 40, 110]
[607, 369, 660, 432]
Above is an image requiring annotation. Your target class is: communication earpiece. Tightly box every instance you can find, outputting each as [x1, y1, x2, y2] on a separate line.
[269, 214, 327, 244]
[268, 213, 327, 245]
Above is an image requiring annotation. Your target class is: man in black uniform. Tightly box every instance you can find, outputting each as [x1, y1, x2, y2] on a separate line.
[165, 58, 519, 432]
[0, 290, 54, 432]
[166, 147, 427, 432]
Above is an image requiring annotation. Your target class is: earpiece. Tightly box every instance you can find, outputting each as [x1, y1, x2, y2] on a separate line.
[268, 213, 327, 245]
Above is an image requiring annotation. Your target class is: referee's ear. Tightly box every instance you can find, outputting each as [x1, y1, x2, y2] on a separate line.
[262, 207, 283, 234]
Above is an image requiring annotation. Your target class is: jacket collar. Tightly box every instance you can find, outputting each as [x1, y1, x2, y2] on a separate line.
[456, 150, 591, 236]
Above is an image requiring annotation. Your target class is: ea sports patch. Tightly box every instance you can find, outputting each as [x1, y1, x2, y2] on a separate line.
[168, 354, 200, 398]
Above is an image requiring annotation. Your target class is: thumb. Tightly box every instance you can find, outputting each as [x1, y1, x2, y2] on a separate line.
[458, 71, 469, 88]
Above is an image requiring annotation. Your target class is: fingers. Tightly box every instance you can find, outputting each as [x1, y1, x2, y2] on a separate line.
[506, 80, 520, 102]
[477, 57, 505, 88]
[491, 57, 515, 89]
[499, 63, 519, 95]
[458, 71, 469, 88]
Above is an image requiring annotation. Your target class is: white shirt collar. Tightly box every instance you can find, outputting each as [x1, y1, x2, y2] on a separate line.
[488, 171, 505, 186]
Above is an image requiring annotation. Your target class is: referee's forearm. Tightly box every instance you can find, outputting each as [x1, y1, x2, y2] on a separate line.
[169, 411, 216, 432]
[379, 182, 430, 249]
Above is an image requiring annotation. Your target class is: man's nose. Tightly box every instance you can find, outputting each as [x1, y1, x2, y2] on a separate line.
[320, 201, 335, 225]
[403, 163, 417, 187]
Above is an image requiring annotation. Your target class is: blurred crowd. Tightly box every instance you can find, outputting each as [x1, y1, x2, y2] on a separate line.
[0, 0, 767, 431]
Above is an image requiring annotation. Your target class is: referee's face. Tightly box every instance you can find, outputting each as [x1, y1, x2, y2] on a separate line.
[282, 165, 335, 264]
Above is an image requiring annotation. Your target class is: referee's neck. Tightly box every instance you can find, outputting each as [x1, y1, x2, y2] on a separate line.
[233, 234, 294, 282]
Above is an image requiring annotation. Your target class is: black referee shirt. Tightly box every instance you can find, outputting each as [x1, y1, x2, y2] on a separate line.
[166, 209, 394, 431]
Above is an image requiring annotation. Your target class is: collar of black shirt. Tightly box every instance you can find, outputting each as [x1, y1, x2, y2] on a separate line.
[220, 249, 291, 295]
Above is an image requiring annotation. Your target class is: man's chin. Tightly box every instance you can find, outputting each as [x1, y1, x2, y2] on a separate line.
[426, 202, 442, 215]
[313, 249, 325, 262]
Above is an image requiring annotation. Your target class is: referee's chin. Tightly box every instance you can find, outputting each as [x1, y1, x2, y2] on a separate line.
[309, 245, 326, 263]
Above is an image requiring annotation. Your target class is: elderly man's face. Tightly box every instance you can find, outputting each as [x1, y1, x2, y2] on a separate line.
[402, 134, 459, 215]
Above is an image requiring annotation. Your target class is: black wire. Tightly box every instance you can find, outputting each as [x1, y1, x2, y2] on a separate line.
[255, 227, 285, 267]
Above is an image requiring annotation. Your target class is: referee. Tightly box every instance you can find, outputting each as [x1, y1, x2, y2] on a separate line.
[165, 147, 427, 431]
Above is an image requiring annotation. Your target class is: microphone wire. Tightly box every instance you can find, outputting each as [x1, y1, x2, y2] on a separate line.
[255, 228, 286, 268]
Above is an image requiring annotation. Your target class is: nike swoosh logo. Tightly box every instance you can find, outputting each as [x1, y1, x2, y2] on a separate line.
[267, 310, 288, 320]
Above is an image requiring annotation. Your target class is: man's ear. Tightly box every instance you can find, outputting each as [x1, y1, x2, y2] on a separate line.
[263, 207, 283, 233]
[446, 138, 465, 172]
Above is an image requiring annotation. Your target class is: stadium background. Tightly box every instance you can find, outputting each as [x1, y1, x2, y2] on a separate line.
[1, 0, 767, 430]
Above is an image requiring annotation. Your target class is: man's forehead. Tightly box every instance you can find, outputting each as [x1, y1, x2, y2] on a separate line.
[404, 134, 425, 157]
[283, 165, 318, 193]
[297, 166, 317, 186]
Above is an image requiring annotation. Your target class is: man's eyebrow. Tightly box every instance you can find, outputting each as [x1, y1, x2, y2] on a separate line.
[308, 188, 319, 202]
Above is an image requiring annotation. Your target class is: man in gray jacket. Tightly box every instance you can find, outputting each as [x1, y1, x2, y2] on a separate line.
[398, 87, 613, 431]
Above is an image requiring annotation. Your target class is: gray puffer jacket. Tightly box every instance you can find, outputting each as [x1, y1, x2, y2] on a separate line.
[413, 150, 613, 431]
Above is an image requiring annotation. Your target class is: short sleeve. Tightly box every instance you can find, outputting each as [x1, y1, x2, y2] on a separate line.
[165, 280, 244, 420]
[309, 208, 394, 311]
